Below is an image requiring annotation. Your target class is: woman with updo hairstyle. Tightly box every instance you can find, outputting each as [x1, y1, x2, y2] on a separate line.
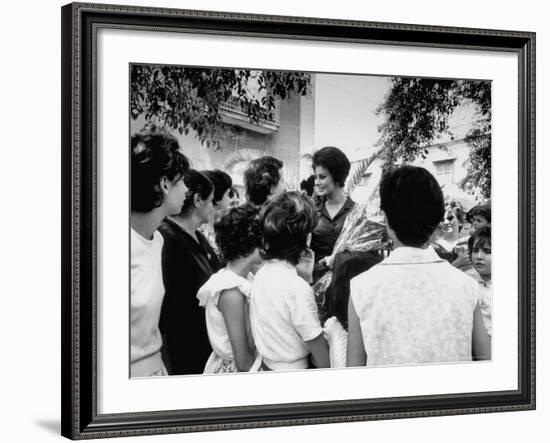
[158, 169, 222, 375]
[310, 146, 355, 281]
[130, 126, 190, 378]
[249, 192, 330, 371]
[244, 156, 285, 206]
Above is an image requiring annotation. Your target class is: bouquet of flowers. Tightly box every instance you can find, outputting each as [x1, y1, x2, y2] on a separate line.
[332, 203, 386, 256]
[313, 203, 388, 319]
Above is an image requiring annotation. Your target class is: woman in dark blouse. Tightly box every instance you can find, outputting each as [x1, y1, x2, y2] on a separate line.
[159, 170, 221, 375]
[310, 147, 355, 282]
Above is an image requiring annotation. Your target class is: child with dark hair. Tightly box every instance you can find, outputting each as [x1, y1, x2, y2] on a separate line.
[326, 251, 382, 331]
[347, 166, 490, 367]
[322, 251, 383, 368]
[244, 156, 285, 206]
[159, 169, 221, 375]
[250, 192, 330, 370]
[467, 203, 491, 231]
[468, 226, 492, 336]
[130, 126, 190, 377]
[196, 204, 264, 373]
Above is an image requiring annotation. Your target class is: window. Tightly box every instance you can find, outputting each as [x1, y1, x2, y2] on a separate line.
[433, 159, 455, 188]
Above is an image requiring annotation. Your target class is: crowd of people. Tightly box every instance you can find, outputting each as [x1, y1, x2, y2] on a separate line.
[130, 125, 492, 377]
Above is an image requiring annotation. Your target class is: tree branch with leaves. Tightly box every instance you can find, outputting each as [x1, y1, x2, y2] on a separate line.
[374, 78, 491, 198]
[131, 65, 311, 150]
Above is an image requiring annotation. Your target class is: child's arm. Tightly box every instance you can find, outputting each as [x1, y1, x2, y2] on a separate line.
[218, 288, 255, 371]
[472, 302, 491, 360]
[305, 333, 330, 368]
[346, 296, 367, 366]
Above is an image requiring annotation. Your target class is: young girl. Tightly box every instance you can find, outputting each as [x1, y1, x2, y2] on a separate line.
[250, 192, 330, 371]
[159, 170, 221, 375]
[130, 126, 190, 377]
[469, 226, 492, 336]
[196, 204, 264, 373]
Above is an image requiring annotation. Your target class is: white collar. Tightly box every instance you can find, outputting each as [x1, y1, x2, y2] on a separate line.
[382, 246, 444, 265]
[263, 259, 297, 272]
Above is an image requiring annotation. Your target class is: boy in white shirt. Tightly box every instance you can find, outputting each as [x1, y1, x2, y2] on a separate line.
[250, 192, 330, 370]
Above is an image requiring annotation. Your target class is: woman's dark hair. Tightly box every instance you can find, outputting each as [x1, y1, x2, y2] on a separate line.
[300, 174, 316, 197]
[131, 126, 190, 213]
[380, 165, 444, 247]
[325, 251, 382, 330]
[312, 146, 351, 188]
[244, 156, 283, 206]
[260, 191, 318, 265]
[201, 169, 232, 205]
[214, 203, 262, 262]
[468, 225, 491, 256]
[467, 203, 492, 224]
[179, 169, 214, 215]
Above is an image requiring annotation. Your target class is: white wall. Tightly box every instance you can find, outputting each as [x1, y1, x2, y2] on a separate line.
[313, 73, 390, 160]
[0, 1, 546, 442]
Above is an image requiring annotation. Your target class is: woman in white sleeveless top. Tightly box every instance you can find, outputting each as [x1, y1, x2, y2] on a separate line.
[347, 166, 490, 367]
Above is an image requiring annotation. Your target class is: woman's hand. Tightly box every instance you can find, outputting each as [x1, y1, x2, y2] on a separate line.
[317, 254, 335, 271]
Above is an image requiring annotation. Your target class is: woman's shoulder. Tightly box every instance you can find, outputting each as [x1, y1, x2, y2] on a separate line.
[197, 268, 251, 306]
[158, 219, 189, 244]
[157, 218, 175, 237]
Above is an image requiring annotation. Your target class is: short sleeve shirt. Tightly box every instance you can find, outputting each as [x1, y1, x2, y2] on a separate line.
[311, 196, 356, 261]
[250, 260, 323, 367]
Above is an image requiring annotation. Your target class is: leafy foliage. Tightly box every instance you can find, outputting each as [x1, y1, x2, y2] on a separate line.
[376, 78, 461, 164]
[345, 146, 385, 193]
[375, 78, 491, 198]
[464, 130, 491, 197]
[131, 65, 311, 150]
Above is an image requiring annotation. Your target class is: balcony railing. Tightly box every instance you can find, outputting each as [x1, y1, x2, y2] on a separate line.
[219, 96, 280, 134]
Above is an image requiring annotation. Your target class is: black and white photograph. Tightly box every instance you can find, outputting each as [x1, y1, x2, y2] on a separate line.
[129, 63, 493, 378]
[54, 1, 539, 440]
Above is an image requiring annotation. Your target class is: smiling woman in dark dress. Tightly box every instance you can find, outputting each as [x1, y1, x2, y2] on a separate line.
[310, 147, 355, 282]
[159, 169, 221, 375]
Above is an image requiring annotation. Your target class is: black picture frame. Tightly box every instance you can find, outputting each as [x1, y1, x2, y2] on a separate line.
[61, 2, 536, 439]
